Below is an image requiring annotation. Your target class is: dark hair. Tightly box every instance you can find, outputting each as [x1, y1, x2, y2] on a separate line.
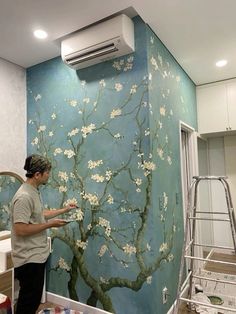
[24, 154, 51, 178]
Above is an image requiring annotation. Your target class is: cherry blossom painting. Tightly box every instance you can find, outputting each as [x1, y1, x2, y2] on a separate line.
[26, 17, 197, 314]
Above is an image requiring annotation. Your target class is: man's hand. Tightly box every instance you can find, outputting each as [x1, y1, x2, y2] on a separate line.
[63, 203, 78, 214]
[48, 218, 70, 227]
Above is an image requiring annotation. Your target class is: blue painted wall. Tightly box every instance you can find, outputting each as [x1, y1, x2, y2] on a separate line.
[26, 16, 196, 314]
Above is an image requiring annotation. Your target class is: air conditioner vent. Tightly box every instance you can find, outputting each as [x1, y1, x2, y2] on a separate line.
[66, 43, 118, 66]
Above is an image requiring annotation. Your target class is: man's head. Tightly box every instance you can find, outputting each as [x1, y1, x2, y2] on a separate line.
[24, 154, 51, 185]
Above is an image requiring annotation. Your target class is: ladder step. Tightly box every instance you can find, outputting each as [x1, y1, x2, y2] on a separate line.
[189, 216, 230, 222]
[192, 274, 236, 286]
[195, 211, 228, 215]
[193, 243, 234, 250]
[193, 175, 228, 180]
[185, 255, 236, 266]
[179, 297, 236, 312]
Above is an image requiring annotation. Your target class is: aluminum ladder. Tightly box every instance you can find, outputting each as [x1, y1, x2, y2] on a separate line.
[174, 176, 236, 313]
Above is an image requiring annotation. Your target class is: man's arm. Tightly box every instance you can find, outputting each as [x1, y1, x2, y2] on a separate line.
[14, 219, 68, 236]
[43, 204, 78, 219]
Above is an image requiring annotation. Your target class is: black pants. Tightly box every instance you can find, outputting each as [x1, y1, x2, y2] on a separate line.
[14, 262, 46, 314]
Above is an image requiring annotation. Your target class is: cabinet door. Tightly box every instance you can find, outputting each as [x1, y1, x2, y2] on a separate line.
[227, 81, 236, 130]
[197, 84, 228, 134]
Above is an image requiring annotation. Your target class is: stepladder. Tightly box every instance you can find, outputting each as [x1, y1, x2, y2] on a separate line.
[174, 176, 236, 314]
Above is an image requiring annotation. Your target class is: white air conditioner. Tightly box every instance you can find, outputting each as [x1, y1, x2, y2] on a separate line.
[61, 14, 135, 70]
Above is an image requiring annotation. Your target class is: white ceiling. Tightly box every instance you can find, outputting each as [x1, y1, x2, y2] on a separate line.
[1, 0, 236, 85]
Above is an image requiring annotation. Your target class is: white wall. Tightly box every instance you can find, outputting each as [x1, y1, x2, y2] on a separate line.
[207, 137, 234, 247]
[0, 57, 26, 178]
[197, 137, 214, 247]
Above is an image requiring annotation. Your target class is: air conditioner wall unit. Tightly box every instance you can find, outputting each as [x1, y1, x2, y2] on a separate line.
[61, 14, 135, 70]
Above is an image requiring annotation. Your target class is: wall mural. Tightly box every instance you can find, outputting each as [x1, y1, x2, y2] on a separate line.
[26, 17, 196, 314]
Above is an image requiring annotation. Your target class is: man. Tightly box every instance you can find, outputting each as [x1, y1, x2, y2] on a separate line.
[10, 154, 76, 314]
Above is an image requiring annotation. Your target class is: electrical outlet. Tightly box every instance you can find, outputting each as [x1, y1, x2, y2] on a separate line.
[162, 287, 168, 304]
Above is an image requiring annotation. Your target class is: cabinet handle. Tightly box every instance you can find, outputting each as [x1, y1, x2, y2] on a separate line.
[229, 126, 232, 130]
[226, 127, 229, 130]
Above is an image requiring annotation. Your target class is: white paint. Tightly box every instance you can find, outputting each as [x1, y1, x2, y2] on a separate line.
[0, 57, 26, 177]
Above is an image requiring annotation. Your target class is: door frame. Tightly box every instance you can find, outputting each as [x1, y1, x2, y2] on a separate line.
[179, 121, 202, 262]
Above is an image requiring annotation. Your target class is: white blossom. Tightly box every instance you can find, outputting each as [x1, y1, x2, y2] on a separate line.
[146, 276, 152, 284]
[157, 148, 164, 160]
[58, 171, 68, 182]
[83, 193, 99, 206]
[114, 83, 123, 91]
[64, 149, 76, 159]
[130, 84, 137, 94]
[58, 257, 70, 271]
[76, 240, 88, 250]
[69, 100, 78, 107]
[48, 131, 54, 137]
[112, 61, 121, 71]
[54, 148, 63, 156]
[31, 137, 39, 146]
[127, 56, 134, 63]
[51, 113, 56, 119]
[71, 209, 84, 221]
[91, 174, 105, 183]
[159, 242, 168, 253]
[110, 108, 121, 119]
[107, 194, 113, 204]
[114, 133, 121, 139]
[105, 170, 112, 181]
[98, 217, 111, 237]
[59, 186, 67, 193]
[142, 161, 156, 171]
[63, 198, 78, 207]
[81, 123, 96, 138]
[150, 56, 158, 70]
[34, 94, 42, 101]
[88, 160, 103, 169]
[98, 245, 108, 257]
[163, 192, 168, 209]
[160, 106, 166, 116]
[123, 244, 136, 256]
[99, 79, 106, 87]
[83, 97, 90, 104]
[158, 53, 163, 66]
[87, 224, 92, 230]
[135, 178, 142, 186]
[38, 125, 46, 132]
[68, 128, 79, 137]
[167, 254, 174, 262]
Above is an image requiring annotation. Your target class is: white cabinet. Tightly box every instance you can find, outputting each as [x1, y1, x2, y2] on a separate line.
[197, 80, 236, 134]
